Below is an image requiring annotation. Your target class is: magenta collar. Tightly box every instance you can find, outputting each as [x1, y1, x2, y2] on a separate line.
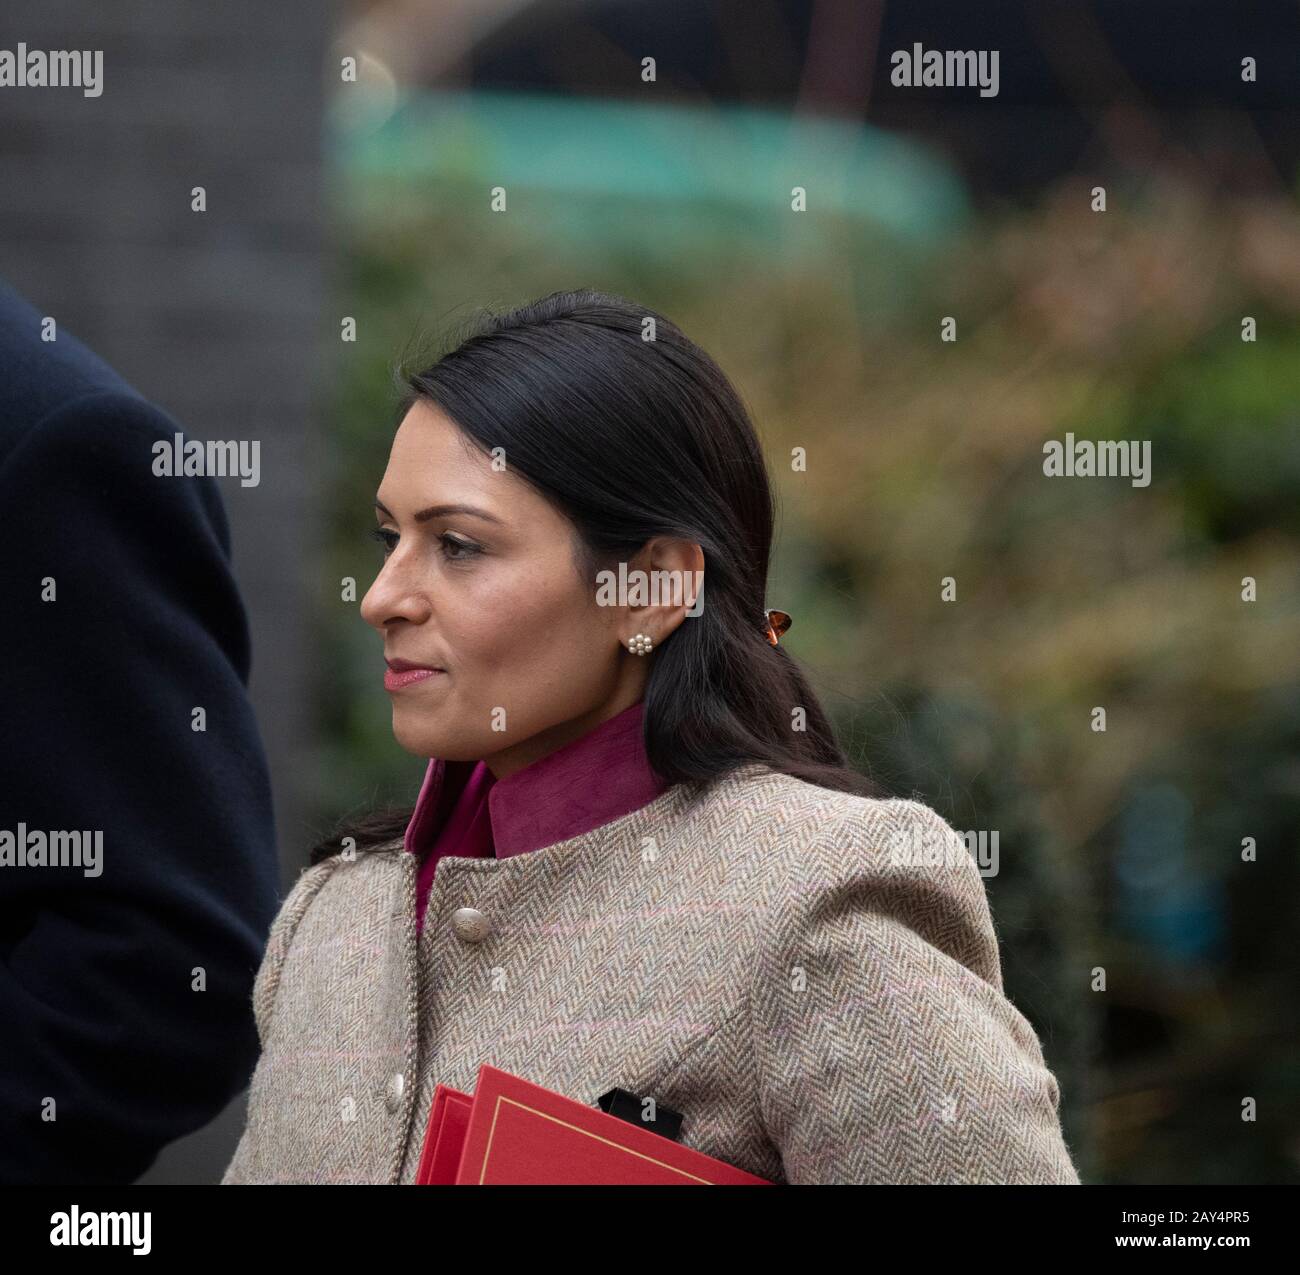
[403, 700, 669, 861]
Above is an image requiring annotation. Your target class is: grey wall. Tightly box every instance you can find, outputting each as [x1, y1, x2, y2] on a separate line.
[0, 0, 336, 1183]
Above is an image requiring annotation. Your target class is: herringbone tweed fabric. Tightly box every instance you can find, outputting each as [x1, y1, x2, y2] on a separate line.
[222, 763, 1081, 1184]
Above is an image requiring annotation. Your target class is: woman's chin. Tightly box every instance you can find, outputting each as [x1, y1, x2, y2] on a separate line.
[391, 713, 440, 759]
[390, 713, 472, 762]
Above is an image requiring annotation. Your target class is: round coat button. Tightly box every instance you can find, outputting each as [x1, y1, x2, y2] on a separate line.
[384, 1072, 404, 1112]
[451, 907, 490, 943]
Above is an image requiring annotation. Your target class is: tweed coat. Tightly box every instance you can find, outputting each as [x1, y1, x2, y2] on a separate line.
[222, 763, 1081, 1184]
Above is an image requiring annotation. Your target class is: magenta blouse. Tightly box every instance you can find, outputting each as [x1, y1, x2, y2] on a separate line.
[403, 701, 670, 934]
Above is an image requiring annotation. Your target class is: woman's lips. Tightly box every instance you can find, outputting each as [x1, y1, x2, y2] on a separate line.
[384, 661, 446, 692]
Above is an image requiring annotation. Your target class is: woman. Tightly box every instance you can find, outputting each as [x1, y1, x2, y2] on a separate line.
[223, 289, 1080, 1185]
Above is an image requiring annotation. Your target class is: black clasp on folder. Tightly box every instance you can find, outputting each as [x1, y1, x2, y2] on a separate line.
[596, 1087, 684, 1142]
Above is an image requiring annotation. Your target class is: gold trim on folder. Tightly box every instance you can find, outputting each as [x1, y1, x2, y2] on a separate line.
[477, 1094, 713, 1184]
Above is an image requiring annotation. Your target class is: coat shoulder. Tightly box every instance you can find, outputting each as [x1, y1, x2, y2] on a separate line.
[713, 765, 970, 874]
[732, 774, 1077, 1183]
[250, 844, 402, 1043]
[713, 767, 1000, 987]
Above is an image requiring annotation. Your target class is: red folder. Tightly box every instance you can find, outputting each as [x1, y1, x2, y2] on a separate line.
[415, 1063, 772, 1185]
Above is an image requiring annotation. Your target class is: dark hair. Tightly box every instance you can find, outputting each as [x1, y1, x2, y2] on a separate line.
[311, 288, 889, 864]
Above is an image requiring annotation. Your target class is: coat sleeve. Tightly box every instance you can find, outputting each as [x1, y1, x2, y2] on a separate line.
[221, 857, 340, 1184]
[750, 798, 1081, 1184]
[248, 859, 340, 1050]
[0, 390, 279, 1185]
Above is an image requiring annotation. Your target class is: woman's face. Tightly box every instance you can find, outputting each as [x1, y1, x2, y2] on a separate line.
[361, 400, 647, 777]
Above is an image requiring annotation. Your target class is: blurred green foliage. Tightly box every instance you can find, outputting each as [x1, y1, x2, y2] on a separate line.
[320, 91, 1300, 1184]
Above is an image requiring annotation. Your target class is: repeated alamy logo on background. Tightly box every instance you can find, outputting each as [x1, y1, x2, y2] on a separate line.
[0, 44, 102, 97]
[1, 825, 102, 877]
[1043, 432, 1151, 487]
[891, 42, 1000, 98]
[595, 563, 705, 617]
[886, 824, 999, 878]
[152, 433, 261, 487]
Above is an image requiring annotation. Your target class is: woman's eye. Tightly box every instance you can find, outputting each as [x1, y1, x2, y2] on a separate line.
[439, 533, 482, 562]
[369, 527, 481, 562]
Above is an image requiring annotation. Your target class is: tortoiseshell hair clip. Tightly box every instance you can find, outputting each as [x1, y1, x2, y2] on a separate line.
[764, 609, 792, 646]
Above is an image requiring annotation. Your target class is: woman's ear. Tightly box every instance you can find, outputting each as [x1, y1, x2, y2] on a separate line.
[625, 537, 705, 643]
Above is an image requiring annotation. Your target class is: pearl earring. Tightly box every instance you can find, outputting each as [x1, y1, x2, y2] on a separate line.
[627, 633, 654, 655]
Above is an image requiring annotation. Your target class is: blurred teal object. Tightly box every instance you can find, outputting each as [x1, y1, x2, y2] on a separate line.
[1115, 783, 1225, 966]
[336, 88, 969, 250]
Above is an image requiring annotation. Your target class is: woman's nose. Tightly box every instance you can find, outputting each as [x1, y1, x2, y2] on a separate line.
[361, 560, 429, 630]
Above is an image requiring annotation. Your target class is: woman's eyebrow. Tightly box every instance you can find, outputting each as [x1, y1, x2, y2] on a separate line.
[373, 499, 503, 526]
